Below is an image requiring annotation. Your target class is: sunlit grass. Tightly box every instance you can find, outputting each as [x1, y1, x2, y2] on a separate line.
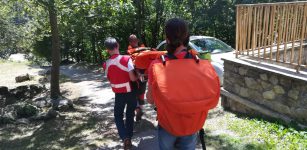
[205, 111, 307, 150]
[227, 116, 307, 149]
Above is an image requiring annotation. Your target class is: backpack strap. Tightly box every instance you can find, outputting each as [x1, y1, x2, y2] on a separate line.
[161, 49, 199, 66]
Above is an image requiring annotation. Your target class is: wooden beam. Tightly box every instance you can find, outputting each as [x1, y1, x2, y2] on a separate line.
[283, 4, 290, 63]
[291, 4, 299, 63]
[297, 4, 307, 72]
[269, 5, 276, 60]
[252, 6, 257, 57]
[236, 6, 239, 58]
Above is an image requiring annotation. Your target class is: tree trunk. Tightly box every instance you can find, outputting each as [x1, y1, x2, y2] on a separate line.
[48, 0, 61, 100]
[91, 34, 97, 63]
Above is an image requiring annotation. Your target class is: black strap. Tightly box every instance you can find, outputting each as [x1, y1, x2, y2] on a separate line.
[166, 49, 191, 59]
[162, 49, 199, 65]
[199, 128, 206, 150]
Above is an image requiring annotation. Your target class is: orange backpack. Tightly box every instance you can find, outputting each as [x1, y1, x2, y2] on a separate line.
[151, 52, 220, 136]
[134, 50, 166, 70]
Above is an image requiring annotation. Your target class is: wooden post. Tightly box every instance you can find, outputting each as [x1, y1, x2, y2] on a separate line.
[276, 5, 284, 62]
[283, 4, 290, 63]
[291, 4, 299, 63]
[270, 5, 276, 60]
[252, 6, 257, 57]
[247, 6, 253, 55]
[263, 6, 270, 59]
[236, 6, 239, 58]
[258, 6, 263, 60]
[243, 7, 247, 54]
[297, 4, 307, 72]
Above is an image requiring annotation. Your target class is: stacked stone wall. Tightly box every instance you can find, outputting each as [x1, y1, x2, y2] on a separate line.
[222, 59, 307, 125]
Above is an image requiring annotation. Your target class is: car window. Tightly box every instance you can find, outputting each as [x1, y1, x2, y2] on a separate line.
[158, 43, 167, 51]
[190, 38, 232, 53]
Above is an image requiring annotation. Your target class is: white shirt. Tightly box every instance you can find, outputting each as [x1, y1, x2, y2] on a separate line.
[127, 58, 134, 72]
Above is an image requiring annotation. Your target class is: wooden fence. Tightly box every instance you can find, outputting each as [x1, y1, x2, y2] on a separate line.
[236, 2, 307, 72]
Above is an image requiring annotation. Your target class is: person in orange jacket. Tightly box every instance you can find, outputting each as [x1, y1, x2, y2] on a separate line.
[127, 34, 146, 122]
[127, 34, 145, 55]
[146, 18, 220, 150]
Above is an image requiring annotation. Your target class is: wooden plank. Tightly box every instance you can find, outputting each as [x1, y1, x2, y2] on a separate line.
[262, 6, 267, 59]
[255, 6, 260, 57]
[269, 5, 276, 60]
[240, 7, 244, 55]
[276, 5, 283, 62]
[252, 6, 257, 57]
[258, 6, 263, 60]
[283, 4, 290, 62]
[263, 6, 270, 59]
[296, 6, 303, 40]
[291, 4, 299, 63]
[288, 5, 294, 42]
[247, 6, 253, 56]
[280, 5, 286, 45]
[247, 6, 253, 55]
[297, 4, 307, 72]
[241, 6, 246, 52]
[243, 7, 248, 54]
[236, 6, 239, 58]
[239, 6, 243, 55]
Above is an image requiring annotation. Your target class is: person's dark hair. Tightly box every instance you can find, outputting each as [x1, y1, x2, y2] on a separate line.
[165, 18, 189, 54]
[104, 37, 118, 50]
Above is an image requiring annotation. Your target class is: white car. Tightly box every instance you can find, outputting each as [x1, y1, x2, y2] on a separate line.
[156, 36, 235, 86]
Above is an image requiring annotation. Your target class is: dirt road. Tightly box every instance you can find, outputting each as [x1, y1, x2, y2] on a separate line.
[60, 64, 160, 149]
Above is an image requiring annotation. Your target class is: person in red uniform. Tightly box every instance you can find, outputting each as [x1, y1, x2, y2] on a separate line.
[127, 34, 146, 122]
[104, 37, 138, 150]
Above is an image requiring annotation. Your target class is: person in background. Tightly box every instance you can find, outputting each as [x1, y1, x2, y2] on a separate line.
[127, 34, 146, 122]
[127, 34, 145, 55]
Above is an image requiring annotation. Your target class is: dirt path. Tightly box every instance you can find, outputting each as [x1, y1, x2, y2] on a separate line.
[60, 64, 159, 149]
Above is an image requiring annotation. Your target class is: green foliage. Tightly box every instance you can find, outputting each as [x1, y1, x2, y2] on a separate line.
[101, 50, 109, 61]
[1, 0, 296, 63]
[32, 36, 52, 62]
[15, 104, 38, 118]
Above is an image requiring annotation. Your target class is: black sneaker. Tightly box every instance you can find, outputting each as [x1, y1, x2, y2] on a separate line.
[135, 108, 144, 122]
[123, 138, 132, 150]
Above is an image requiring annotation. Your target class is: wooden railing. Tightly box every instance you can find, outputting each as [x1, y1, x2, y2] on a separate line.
[236, 2, 307, 72]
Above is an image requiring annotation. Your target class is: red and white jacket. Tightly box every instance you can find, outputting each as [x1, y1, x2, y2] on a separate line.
[105, 54, 132, 93]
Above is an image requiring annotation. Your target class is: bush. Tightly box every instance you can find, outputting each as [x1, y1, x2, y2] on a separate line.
[32, 36, 52, 62]
[15, 104, 38, 118]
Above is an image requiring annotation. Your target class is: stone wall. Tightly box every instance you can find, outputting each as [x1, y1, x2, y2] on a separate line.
[221, 58, 307, 127]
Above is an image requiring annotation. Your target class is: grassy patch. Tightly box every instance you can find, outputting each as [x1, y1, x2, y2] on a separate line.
[205, 111, 307, 150]
[227, 116, 307, 149]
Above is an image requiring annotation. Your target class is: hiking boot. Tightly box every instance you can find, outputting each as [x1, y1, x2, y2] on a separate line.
[123, 138, 132, 150]
[135, 108, 144, 122]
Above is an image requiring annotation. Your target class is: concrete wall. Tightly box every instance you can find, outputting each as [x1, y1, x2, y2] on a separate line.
[221, 58, 307, 127]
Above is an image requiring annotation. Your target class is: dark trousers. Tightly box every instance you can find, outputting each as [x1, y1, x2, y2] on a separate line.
[114, 91, 137, 140]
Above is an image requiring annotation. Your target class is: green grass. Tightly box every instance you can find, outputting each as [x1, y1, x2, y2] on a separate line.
[205, 111, 307, 150]
[227, 116, 307, 149]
